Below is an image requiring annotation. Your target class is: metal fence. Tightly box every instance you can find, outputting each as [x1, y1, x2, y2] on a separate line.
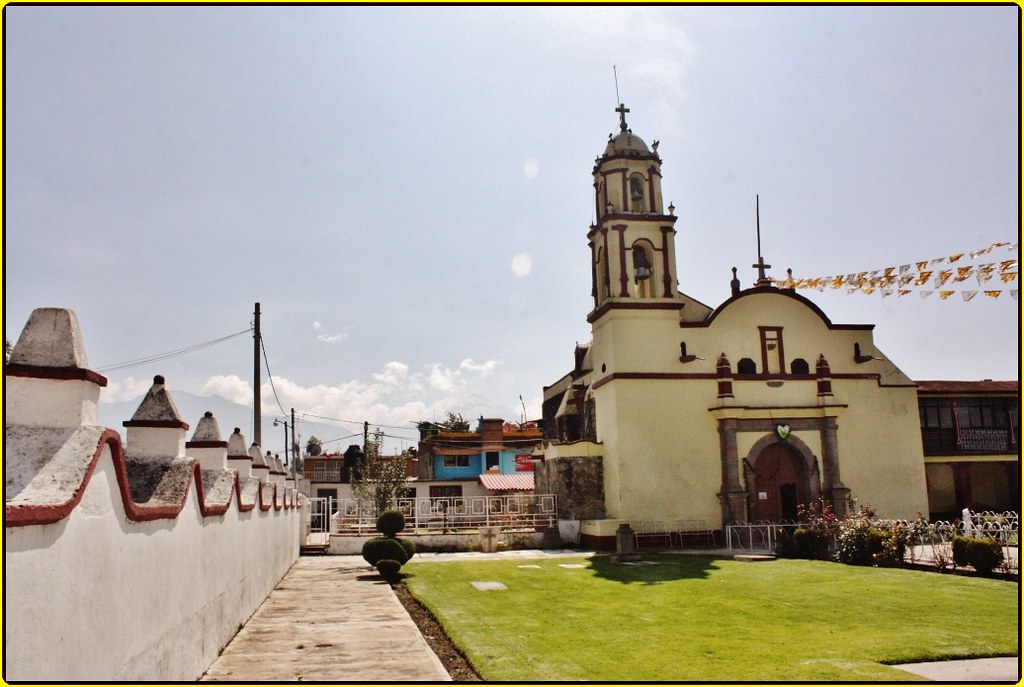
[326, 494, 558, 534]
[725, 521, 800, 552]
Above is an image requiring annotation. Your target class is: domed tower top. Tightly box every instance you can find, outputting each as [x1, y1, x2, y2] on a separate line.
[604, 103, 653, 156]
[593, 103, 665, 220]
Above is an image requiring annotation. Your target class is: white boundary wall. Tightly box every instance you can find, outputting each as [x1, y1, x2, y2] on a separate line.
[4, 308, 304, 681]
[4, 447, 303, 681]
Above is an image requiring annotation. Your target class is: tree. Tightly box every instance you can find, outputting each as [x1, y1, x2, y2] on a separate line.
[418, 412, 471, 435]
[4, 338, 11, 364]
[352, 426, 413, 516]
[306, 436, 322, 456]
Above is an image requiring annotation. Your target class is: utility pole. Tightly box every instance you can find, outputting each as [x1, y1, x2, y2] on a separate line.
[364, 421, 370, 456]
[291, 407, 297, 470]
[254, 302, 261, 446]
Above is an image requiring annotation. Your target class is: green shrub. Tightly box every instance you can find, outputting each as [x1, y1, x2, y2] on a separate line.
[868, 528, 904, 567]
[376, 509, 406, 537]
[951, 536, 1003, 574]
[362, 536, 410, 566]
[777, 528, 828, 559]
[376, 558, 403, 583]
[397, 536, 416, 561]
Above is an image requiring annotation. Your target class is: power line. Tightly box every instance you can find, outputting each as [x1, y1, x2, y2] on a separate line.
[259, 333, 287, 416]
[96, 328, 253, 372]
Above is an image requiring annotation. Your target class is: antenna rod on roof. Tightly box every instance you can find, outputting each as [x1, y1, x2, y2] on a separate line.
[614, 65, 621, 104]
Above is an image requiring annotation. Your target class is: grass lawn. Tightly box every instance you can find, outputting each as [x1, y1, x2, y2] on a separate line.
[404, 554, 1019, 681]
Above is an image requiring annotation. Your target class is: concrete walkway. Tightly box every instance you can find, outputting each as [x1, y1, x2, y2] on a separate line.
[201, 556, 450, 682]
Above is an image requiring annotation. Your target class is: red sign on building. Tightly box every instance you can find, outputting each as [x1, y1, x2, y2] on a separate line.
[514, 454, 534, 472]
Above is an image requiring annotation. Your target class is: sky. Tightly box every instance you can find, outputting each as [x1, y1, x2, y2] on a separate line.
[4, 5, 1020, 455]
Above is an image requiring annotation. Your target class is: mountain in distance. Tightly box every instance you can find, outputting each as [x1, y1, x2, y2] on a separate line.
[98, 389, 293, 458]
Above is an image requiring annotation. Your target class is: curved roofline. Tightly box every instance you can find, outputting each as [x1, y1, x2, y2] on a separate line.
[682, 286, 874, 331]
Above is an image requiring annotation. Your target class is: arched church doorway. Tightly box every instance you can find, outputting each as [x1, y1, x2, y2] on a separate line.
[750, 442, 807, 522]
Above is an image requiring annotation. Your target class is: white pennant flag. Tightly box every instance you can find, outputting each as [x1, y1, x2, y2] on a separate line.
[962, 291, 978, 302]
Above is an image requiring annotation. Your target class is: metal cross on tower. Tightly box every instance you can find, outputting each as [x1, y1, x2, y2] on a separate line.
[616, 103, 630, 131]
[752, 195, 773, 286]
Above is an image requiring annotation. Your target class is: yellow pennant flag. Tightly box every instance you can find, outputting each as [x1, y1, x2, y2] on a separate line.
[999, 259, 1018, 272]
[898, 289, 913, 297]
[1000, 272, 1018, 283]
[954, 266, 975, 282]
[915, 270, 933, 286]
[947, 252, 965, 263]
[939, 290, 955, 300]
[916, 261, 929, 272]
[984, 290, 1001, 299]
[935, 270, 953, 287]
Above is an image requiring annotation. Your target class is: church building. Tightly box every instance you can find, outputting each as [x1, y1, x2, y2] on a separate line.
[537, 104, 931, 549]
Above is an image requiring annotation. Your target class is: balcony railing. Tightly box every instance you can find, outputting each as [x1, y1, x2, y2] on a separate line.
[328, 494, 558, 534]
[921, 427, 1016, 455]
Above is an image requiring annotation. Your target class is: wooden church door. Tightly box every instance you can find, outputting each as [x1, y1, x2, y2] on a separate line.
[751, 443, 806, 522]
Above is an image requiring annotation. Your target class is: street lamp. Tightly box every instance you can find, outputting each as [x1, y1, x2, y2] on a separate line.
[273, 407, 298, 475]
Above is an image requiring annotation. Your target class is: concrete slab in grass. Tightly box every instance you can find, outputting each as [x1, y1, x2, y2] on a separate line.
[470, 581, 508, 591]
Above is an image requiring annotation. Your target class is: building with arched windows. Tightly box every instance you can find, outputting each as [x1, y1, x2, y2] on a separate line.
[537, 105, 1018, 549]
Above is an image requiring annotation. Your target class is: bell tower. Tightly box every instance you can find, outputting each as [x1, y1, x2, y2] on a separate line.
[588, 104, 683, 314]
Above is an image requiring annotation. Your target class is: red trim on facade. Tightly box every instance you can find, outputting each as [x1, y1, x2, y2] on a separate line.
[587, 300, 683, 324]
[123, 419, 190, 430]
[660, 226, 674, 297]
[613, 225, 629, 296]
[185, 440, 229, 449]
[677, 286, 874, 332]
[5, 363, 108, 386]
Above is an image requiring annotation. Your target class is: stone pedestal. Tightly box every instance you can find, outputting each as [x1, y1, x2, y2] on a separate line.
[612, 523, 642, 562]
[478, 526, 500, 553]
[541, 526, 562, 549]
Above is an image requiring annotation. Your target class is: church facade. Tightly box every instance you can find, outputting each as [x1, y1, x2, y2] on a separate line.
[537, 105, 930, 548]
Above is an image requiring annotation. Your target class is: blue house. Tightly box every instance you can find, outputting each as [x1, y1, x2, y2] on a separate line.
[416, 417, 542, 498]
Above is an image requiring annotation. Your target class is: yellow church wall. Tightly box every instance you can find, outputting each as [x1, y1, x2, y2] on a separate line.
[594, 378, 724, 524]
[825, 379, 929, 519]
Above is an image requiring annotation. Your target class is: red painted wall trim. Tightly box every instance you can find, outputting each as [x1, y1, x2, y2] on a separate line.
[5, 363, 108, 386]
[5, 429, 299, 526]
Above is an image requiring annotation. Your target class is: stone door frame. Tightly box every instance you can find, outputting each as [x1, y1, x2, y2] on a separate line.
[718, 416, 850, 525]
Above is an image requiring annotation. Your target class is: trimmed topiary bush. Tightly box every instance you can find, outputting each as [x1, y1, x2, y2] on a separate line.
[377, 509, 406, 537]
[376, 558, 403, 583]
[398, 536, 416, 561]
[362, 536, 410, 567]
[951, 536, 1003, 574]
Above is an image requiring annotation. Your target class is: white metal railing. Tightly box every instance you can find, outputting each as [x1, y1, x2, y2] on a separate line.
[329, 494, 558, 534]
[726, 521, 800, 552]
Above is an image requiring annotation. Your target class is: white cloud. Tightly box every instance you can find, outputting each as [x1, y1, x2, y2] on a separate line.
[100, 375, 154, 403]
[313, 321, 349, 343]
[460, 358, 500, 377]
[201, 374, 253, 405]
[523, 156, 540, 179]
[511, 253, 533, 277]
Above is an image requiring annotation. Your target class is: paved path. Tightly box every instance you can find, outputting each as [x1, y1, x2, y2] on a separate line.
[891, 657, 1020, 682]
[201, 556, 450, 682]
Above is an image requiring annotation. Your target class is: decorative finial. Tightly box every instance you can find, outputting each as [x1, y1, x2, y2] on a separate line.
[668, 202, 675, 216]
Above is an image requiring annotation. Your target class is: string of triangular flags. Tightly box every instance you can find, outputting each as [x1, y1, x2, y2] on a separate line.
[773, 241, 1019, 301]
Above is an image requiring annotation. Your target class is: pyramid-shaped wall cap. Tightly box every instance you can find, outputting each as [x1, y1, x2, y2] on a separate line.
[227, 428, 249, 458]
[248, 443, 267, 466]
[189, 411, 223, 442]
[9, 307, 90, 368]
[124, 375, 188, 429]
